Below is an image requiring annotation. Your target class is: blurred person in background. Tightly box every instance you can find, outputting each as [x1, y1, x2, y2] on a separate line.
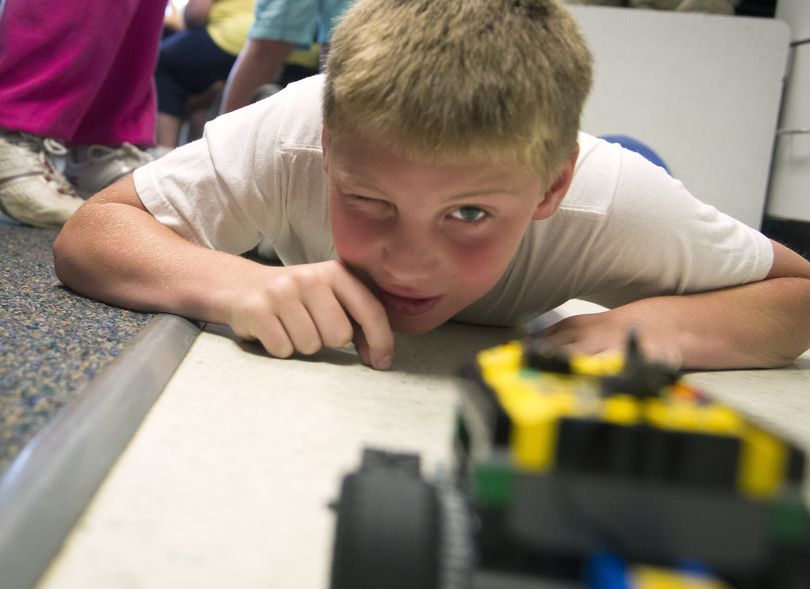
[219, 0, 354, 114]
[0, 0, 166, 227]
[155, 0, 255, 153]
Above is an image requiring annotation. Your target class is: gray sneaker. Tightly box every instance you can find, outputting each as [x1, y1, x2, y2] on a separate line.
[65, 142, 153, 197]
[0, 131, 85, 228]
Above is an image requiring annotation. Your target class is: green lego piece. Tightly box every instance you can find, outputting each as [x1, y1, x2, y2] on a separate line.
[474, 459, 513, 507]
[772, 494, 810, 545]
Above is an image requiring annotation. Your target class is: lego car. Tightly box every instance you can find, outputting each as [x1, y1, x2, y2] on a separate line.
[329, 333, 810, 589]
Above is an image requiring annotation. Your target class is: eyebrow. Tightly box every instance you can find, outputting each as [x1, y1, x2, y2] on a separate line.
[333, 171, 382, 192]
[333, 170, 524, 201]
[445, 188, 522, 201]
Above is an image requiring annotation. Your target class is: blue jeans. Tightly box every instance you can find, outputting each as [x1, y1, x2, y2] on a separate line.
[156, 27, 237, 116]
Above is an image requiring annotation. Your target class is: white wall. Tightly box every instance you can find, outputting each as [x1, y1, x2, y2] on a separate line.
[767, 0, 810, 222]
[569, 6, 790, 229]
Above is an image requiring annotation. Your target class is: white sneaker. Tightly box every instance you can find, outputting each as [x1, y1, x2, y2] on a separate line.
[0, 131, 85, 228]
[65, 142, 153, 197]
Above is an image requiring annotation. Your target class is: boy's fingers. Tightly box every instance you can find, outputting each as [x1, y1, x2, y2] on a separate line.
[352, 316, 393, 370]
[302, 284, 355, 348]
[352, 326, 372, 367]
[279, 301, 325, 355]
[352, 324, 393, 370]
[253, 315, 295, 358]
[330, 269, 394, 370]
[541, 329, 575, 346]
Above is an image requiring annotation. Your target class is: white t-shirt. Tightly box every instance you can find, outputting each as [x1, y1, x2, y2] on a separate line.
[134, 75, 773, 327]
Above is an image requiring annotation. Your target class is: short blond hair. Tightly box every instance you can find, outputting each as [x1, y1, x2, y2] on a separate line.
[324, 0, 592, 184]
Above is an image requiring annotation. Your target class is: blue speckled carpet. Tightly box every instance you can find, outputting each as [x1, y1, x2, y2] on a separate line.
[0, 217, 153, 476]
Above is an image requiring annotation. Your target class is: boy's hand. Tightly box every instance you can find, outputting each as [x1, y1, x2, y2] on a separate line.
[542, 242, 810, 370]
[541, 308, 685, 368]
[227, 261, 394, 370]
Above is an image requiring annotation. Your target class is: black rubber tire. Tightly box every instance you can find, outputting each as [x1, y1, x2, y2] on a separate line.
[330, 459, 441, 589]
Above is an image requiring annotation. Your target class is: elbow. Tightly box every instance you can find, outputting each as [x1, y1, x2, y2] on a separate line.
[52, 228, 74, 286]
[52, 220, 86, 290]
[765, 276, 810, 367]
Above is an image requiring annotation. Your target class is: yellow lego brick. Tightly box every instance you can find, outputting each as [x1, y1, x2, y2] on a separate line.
[477, 341, 523, 380]
[631, 564, 731, 588]
[570, 352, 625, 376]
[497, 386, 573, 470]
[644, 399, 743, 435]
[739, 425, 788, 499]
[602, 394, 642, 425]
[700, 405, 745, 434]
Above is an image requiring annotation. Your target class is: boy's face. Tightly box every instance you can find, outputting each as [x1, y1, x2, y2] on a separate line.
[323, 131, 574, 334]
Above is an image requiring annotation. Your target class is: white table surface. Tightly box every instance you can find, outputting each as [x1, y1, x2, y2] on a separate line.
[37, 305, 810, 589]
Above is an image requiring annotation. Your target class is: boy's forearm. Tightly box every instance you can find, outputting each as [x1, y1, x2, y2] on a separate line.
[620, 277, 810, 369]
[546, 276, 810, 370]
[53, 199, 253, 325]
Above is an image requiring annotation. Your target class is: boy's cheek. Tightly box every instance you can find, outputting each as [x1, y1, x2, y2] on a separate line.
[450, 237, 512, 278]
[332, 223, 374, 265]
[444, 241, 520, 304]
[331, 206, 373, 258]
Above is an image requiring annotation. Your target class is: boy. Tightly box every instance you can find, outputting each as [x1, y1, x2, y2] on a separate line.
[54, 0, 810, 371]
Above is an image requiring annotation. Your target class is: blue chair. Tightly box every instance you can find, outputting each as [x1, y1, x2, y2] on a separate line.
[600, 134, 671, 175]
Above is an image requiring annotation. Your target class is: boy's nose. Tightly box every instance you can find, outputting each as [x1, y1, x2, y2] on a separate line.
[382, 228, 440, 282]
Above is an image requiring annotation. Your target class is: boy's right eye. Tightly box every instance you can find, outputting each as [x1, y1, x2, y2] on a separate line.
[347, 194, 395, 217]
[350, 194, 392, 209]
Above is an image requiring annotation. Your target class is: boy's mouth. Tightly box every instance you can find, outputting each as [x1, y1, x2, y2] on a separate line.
[376, 288, 443, 316]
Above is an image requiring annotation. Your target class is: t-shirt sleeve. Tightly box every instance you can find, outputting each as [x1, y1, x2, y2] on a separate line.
[132, 85, 298, 254]
[576, 146, 774, 308]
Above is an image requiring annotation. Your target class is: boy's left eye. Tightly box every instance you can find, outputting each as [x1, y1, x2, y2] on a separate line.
[450, 206, 487, 222]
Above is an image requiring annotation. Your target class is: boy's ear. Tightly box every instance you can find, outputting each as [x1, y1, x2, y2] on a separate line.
[532, 146, 579, 220]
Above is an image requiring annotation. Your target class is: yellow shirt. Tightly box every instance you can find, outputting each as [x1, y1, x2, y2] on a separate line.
[287, 44, 321, 71]
[207, 0, 254, 57]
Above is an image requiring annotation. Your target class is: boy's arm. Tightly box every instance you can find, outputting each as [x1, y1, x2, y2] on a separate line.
[541, 241, 810, 369]
[53, 177, 394, 369]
